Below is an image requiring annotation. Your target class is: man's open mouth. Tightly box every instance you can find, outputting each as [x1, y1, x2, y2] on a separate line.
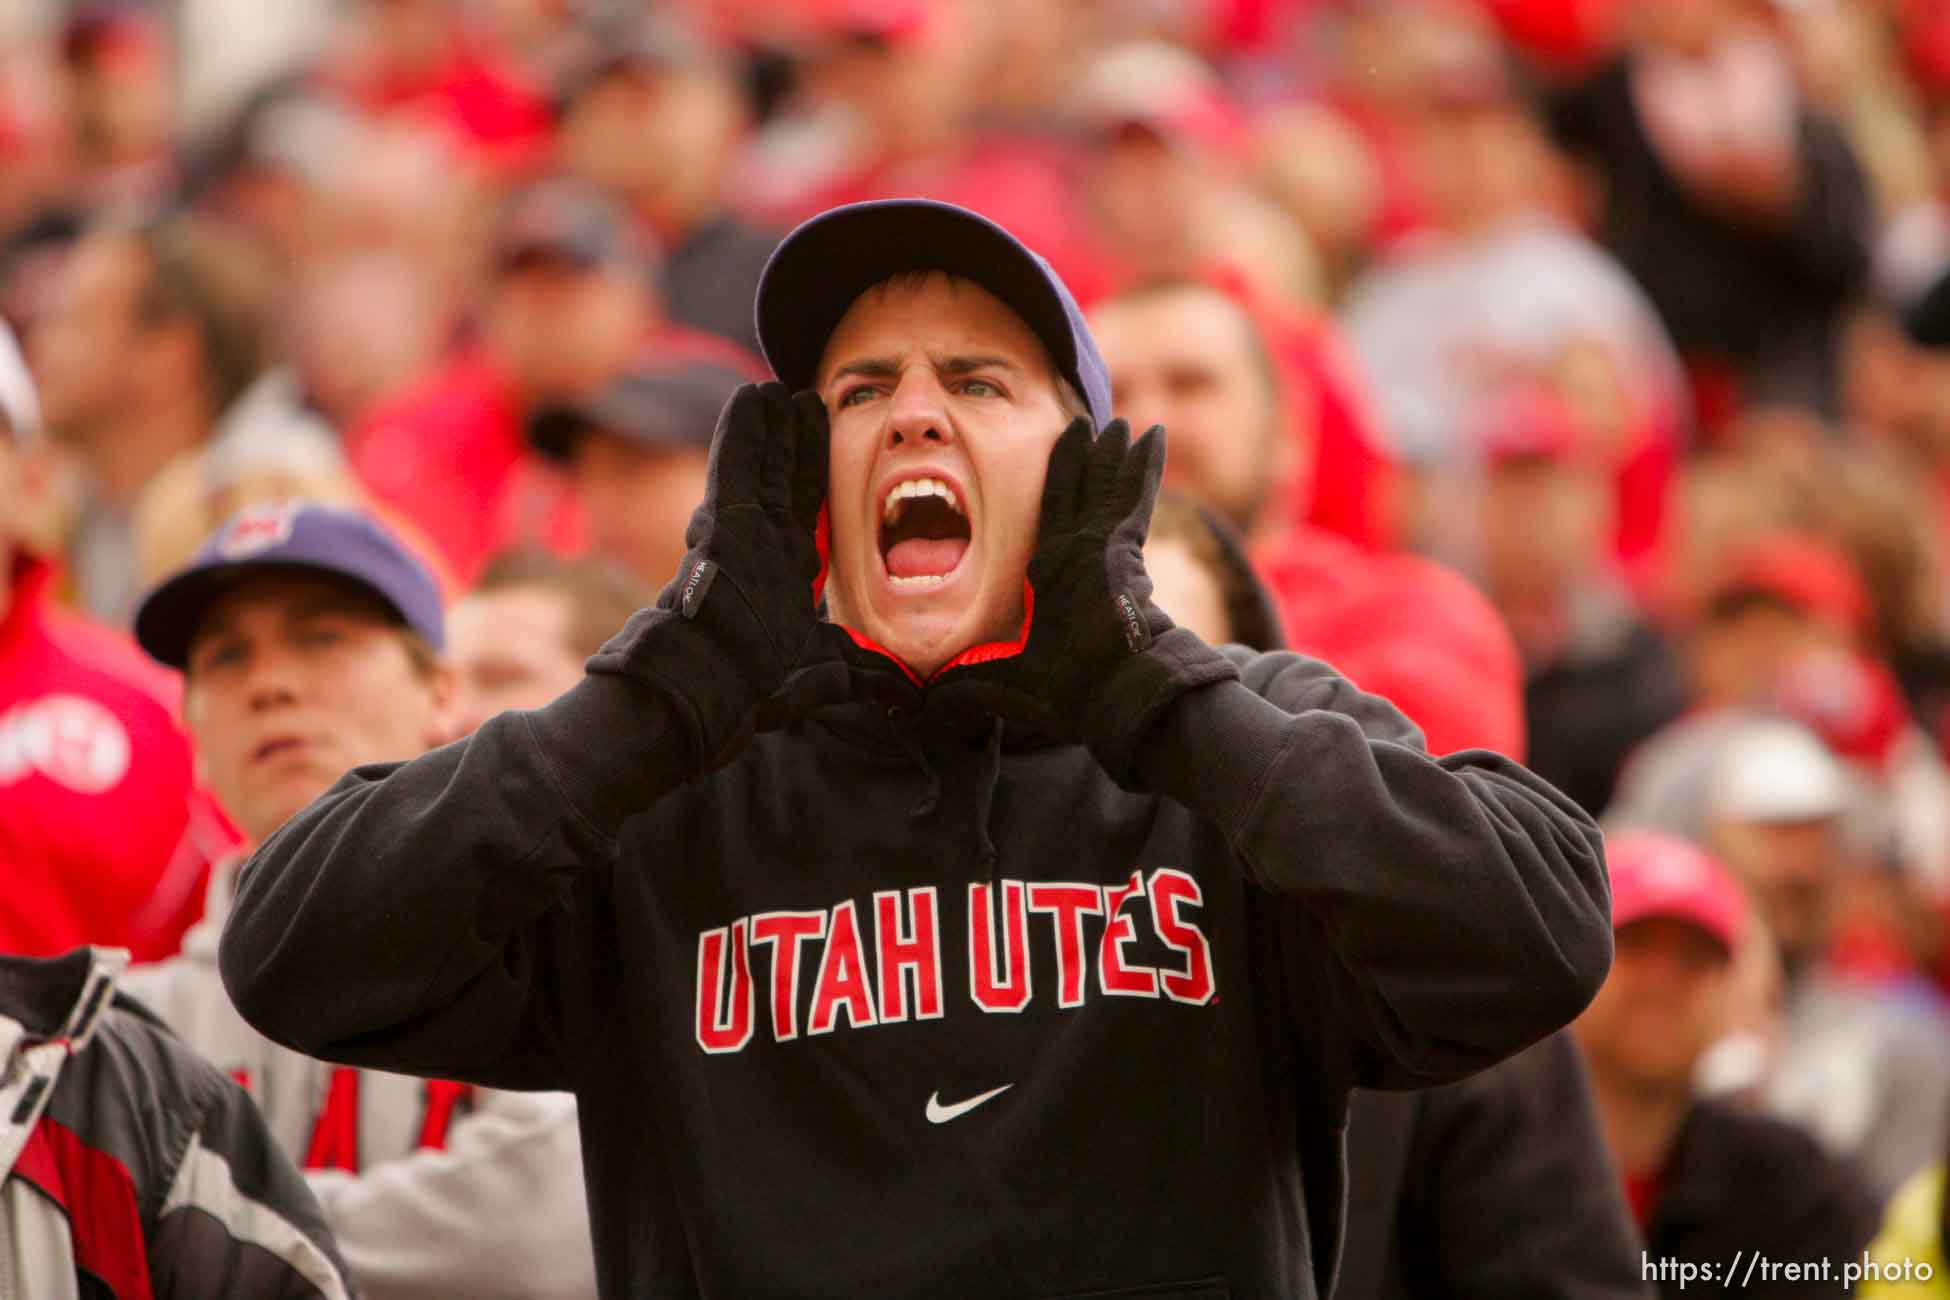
[879, 476, 971, 591]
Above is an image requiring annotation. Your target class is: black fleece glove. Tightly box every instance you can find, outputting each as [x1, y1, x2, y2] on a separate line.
[932, 417, 1239, 786]
[587, 382, 853, 768]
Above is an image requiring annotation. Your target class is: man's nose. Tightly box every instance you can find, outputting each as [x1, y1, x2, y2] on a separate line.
[242, 645, 302, 711]
[884, 369, 954, 448]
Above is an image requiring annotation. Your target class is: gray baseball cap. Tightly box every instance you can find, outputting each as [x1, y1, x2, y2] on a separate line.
[529, 353, 751, 462]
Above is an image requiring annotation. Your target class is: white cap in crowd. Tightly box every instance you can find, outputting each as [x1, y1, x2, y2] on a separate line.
[1709, 719, 1852, 825]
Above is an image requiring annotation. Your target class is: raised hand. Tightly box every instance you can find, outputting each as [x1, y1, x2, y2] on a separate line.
[930, 418, 1238, 785]
[589, 382, 847, 766]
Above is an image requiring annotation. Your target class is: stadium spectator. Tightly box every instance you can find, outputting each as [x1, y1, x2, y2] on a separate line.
[0, 945, 354, 1298]
[1337, 0, 1687, 582]
[736, 0, 1109, 303]
[28, 212, 311, 624]
[215, 193, 1612, 1299]
[1697, 720, 1950, 1203]
[0, 317, 233, 962]
[1072, 41, 1319, 305]
[528, 346, 757, 590]
[1609, 532, 1875, 835]
[49, 3, 177, 216]
[342, 179, 659, 581]
[554, 12, 778, 355]
[1473, 384, 1687, 814]
[124, 501, 596, 1300]
[319, 0, 551, 176]
[1573, 830, 1879, 1296]
[1091, 274, 1527, 756]
[448, 546, 651, 736]
[1548, 0, 1873, 423]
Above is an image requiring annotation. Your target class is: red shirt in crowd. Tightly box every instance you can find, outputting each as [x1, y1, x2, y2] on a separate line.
[343, 350, 583, 585]
[0, 555, 234, 960]
[1256, 525, 1528, 759]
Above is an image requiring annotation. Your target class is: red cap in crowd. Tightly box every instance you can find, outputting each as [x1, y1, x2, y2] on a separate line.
[1076, 42, 1249, 161]
[1479, 384, 1589, 467]
[1707, 533, 1873, 643]
[1906, 0, 1950, 98]
[1606, 830, 1749, 957]
[1766, 648, 1909, 773]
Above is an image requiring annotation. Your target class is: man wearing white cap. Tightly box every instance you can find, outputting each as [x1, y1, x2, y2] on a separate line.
[1704, 719, 1950, 1203]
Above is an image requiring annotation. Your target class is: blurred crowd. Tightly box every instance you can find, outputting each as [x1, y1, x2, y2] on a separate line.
[17, 0, 1950, 1294]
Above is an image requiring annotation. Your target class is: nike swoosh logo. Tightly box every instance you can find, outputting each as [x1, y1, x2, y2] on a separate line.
[926, 1084, 1013, 1124]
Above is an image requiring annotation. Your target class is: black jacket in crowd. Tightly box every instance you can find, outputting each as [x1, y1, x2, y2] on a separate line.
[1548, 56, 1872, 416]
[1525, 613, 1688, 819]
[217, 636, 1612, 1298]
[1340, 1030, 1651, 1299]
[1644, 1099, 1880, 1299]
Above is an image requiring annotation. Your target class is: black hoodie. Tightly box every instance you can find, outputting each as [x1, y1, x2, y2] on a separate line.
[218, 639, 1611, 1299]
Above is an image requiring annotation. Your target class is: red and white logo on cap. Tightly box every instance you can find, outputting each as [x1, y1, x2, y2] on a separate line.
[0, 694, 132, 794]
[218, 500, 301, 558]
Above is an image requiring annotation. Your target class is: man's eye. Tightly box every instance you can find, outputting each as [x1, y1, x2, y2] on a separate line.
[959, 378, 1001, 398]
[475, 665, 533, 691]
[196, 643, 244, 673]
[300, 626, 345, 648]
[837, 386, 880, 408]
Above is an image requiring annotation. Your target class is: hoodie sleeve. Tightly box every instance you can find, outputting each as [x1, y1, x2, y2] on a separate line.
[219, 671, 700, 1088]
[1132, 650, 1612, 1088]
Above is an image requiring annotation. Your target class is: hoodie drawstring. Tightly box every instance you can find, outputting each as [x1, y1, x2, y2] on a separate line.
[974, 718, 1004, 877]
[885, 709, 1006, 876]
[888, 709, 942, 819]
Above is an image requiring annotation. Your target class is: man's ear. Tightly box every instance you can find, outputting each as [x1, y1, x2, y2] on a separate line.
[182, 684, 212, 787]
[423, 661, 463, 747]
[11, 438, 81, 556]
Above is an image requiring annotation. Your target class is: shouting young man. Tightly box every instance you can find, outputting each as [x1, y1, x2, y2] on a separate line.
[218, 200, 1612, 1298]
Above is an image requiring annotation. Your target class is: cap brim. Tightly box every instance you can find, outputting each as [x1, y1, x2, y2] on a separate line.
[134, 560, 407, 671]
[1612, 899, 1738, 956]
[756, 200, 1085, 401]
[528, 393, 714, 463]
[1908, 265, 1950, 349]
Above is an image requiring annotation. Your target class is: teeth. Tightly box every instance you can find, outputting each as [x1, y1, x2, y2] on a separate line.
[889, 574, 948, 590]
[882, 477, 962, 522]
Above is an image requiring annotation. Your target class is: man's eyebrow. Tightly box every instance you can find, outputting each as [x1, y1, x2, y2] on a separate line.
[935, 354, 1017, 376]
[828, 356, 900, 383]
[191, 609, 240, 649]
[826, 353, 1021, 384]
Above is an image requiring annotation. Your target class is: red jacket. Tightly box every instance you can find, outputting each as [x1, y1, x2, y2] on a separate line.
[343, 351, 582, 584]
[0, 556, 233, 960]
[1256, 526, 1527, 760]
